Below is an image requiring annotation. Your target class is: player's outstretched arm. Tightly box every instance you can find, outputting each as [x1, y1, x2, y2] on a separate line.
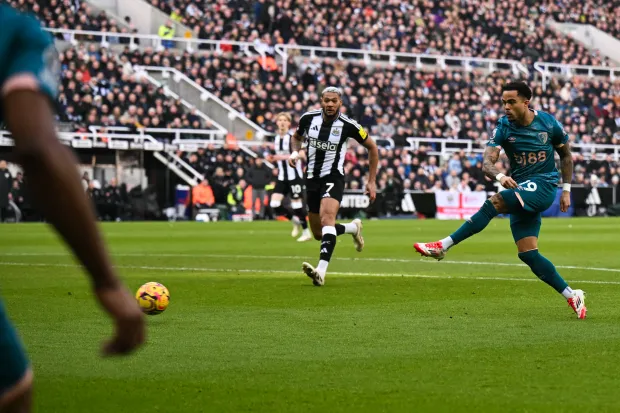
[482, 146, 517, 189]
[3, 90, 145, 356]
[362, 137, 378, 202]
[555, 143, 573, 212]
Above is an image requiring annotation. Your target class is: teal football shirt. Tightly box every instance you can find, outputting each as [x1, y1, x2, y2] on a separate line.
[488, 110, 568, 184]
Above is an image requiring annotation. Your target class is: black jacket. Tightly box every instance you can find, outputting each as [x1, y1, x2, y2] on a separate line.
[246, 164, 271, 189]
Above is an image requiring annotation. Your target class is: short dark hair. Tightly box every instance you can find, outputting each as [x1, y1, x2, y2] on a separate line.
[502, 81, 532, 100]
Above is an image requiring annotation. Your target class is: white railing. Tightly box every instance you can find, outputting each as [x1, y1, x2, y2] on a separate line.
[406, 137, 480, 155]
[45, 28, 261, 55]
[88, 126, 227, 141]
[0, 130, 172, 151]
[573, 142, 620, 161]
[152, 152, 199, 186]
[533, 62, 619, 90]
[274, 44, 530, 77]
[0, 129, 273, 157]
[406, 137, 620, 161]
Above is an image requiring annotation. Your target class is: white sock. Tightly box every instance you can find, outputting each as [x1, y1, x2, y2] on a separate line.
[561, 287, 574, 299]
[317, 260, 329, 274]
[302, 228, 310, 235]
[440, 236, 454, 250]
[341, 222, 357, 234]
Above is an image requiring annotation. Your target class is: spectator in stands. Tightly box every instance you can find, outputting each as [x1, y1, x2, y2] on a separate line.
[158, 20, 175, 49]
[211, 166, 232, 206]
[227, 179, 247, 216]
[245, 157, 271, 220]
[9, 180, 23, 222]
[374, 114, 396, 140]
[447, 154, 463, 175]
[444, 169, 460, 190]
[86, 180, 103, 219]
[103, 178, 126, 221]
[191, 178, 215, 218]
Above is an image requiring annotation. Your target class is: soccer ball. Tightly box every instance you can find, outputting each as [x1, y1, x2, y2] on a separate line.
[135, 282, 170, 315]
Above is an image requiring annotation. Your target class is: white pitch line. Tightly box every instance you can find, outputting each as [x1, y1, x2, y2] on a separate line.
[2, 261, 620, 285]
[1, 252, 619, 273]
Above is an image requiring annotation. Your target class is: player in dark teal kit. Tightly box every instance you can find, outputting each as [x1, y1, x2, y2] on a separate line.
[414, 82, 587, 319]
[0, 6, 145, 412]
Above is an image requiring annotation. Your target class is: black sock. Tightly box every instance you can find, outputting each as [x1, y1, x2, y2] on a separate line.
[319, 226, 337, 264]
[274, 205, 293, 220]
[335, 224, 345, 235]
[294, 208, 308, 229]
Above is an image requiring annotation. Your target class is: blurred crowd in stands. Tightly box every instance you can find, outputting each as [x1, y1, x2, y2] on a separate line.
[151, 0, 612, 67]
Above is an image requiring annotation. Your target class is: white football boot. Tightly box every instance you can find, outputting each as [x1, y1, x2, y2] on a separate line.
[567, 289, 587, 319]
[297, 229, 312, 242]
[413, 241, 447, 261]
[352, 219, 364, 252]
[302, 262, 325, 286]
[291, 215, 301, 238]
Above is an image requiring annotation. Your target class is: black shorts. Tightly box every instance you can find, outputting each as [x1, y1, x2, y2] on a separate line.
[305, 174, 345, 214]
[274, 178, 304, 200]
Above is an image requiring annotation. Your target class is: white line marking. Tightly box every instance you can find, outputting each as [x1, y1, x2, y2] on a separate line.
[1, 252, 619, 273]
[2, 261, 620, 285]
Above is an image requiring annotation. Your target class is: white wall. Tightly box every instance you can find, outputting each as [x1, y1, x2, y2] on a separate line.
[87, 0, 191, 36]
[548, 20, 620, 64]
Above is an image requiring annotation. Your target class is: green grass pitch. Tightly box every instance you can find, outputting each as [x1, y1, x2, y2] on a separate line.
[2, 218, 620, 412]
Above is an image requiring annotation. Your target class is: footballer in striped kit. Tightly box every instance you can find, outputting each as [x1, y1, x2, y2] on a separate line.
[270, 112, 312, 242]
[288, 87, 379, 286]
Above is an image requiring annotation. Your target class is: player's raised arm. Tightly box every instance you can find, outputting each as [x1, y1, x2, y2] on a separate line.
[362, 136, 378, 203]
[555, 143, 573, 212]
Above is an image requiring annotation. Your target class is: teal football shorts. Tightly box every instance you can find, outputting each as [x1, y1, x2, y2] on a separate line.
[500, 177, 557, 242]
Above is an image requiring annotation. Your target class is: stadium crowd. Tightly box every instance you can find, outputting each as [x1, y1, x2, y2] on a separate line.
[6, 1, 619, 148]
[56, 45, 208, 134]
[5, 0, 142, 39]
[151, 0, 611, 67]
[47, 41, 620, 212]
[117, 46, 619, 146]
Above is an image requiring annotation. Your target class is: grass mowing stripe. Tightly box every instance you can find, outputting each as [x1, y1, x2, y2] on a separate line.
[1, 252, 619, 273]
[2, 261, 620, 285]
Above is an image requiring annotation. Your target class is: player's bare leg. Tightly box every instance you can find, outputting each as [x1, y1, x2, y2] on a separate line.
[303, 200, 365, 286]
[516, 237, 586, 319]
[414, 193, 508, 260]
[302, 199, 339, 286]
[291, 199, 311, 242]
[3, 90, 145, 353]
[0, 369, 32, 413]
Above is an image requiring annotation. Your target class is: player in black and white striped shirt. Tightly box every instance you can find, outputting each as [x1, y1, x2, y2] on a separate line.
[288, 87, 379, 286]
[270, 112, 311, 242]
